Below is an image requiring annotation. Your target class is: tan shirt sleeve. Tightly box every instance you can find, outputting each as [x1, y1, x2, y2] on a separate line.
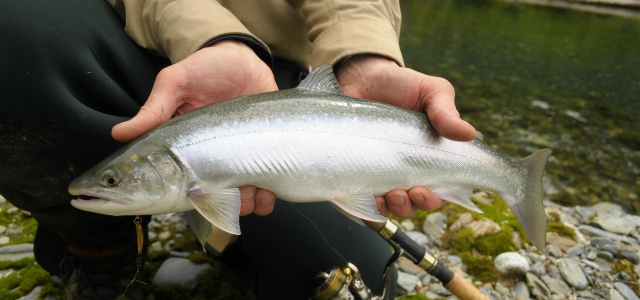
[106, 0, 269, 63]
[300, 0, 404, 69]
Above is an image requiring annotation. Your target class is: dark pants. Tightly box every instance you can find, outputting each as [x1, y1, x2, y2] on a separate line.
[0, 0, 395, 298]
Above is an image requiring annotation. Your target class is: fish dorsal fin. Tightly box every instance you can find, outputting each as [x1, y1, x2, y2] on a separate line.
[297, 64, 345, 95]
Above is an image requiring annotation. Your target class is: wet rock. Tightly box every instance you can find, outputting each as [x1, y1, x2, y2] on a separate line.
[514, 281, 530, 300]
[557, 258, 588, 289]
[422, 212, 447, 241]
[467, 218, 501, 238]
[152, 257, 211, 289]
[541, 274, 570, 296]
[590, 215, 633, 236]
[495, 252, 529, 276]
[547, 244, 564, 258]
[546, 232, 576, 252]
[449, 212, 473, 232]
[526, 272, 551, 300]
[614, 282, 640, 300]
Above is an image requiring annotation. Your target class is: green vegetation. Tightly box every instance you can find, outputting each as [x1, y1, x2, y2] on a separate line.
[547, 221, 576, 238]
[612, 260, 639, 295]
[0, 259, 59, 300]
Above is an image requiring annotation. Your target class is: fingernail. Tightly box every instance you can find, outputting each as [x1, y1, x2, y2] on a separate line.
[388, 196, 405, 207]
[240, 187, 256, 203]
[258, 195, 275, 206]
[410, 193, 425, 205]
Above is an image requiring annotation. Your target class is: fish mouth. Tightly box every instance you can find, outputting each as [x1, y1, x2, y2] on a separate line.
[69, 192, 130, 206]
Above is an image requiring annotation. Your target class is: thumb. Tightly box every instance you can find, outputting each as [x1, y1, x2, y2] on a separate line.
[112, 80, 180, 142]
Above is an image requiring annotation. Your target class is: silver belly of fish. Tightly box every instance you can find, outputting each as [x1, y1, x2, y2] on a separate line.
[69, 65, 551, 251]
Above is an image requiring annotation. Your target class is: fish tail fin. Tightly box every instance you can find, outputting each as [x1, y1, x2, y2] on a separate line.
[506, 148, 552, 251]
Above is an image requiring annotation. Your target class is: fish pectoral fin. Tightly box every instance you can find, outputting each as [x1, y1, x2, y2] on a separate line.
[187, 209, 212, 252]
[432, 187, 482, 213]
[187, 187, 241, 236]
[329, 193, 387, 223]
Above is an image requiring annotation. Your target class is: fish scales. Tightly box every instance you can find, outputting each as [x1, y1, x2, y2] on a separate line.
[69, 65, 551, 250]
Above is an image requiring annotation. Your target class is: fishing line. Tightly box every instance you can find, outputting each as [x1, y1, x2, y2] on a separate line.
[290, 203, 347, 264]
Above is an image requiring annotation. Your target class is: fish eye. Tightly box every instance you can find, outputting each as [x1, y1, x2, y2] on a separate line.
[102, 170, 120, 187]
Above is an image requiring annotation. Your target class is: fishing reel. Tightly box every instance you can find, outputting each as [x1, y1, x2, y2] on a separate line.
[310, 262, 385, 300]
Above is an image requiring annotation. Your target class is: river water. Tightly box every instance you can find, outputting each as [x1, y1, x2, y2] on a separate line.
[399, 0, 640, 212]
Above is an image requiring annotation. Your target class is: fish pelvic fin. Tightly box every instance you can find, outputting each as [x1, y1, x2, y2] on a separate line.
[432, 187, 482, 213]
[187, 187, 241, 236]
[508, 148, 553, 251]
[187, 209, 212, 251]
[297, 64, 345, 95]
[329, 193, 387, 223]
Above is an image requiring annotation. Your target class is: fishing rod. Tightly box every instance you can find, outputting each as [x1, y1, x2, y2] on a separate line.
[311, 219, 489, 300]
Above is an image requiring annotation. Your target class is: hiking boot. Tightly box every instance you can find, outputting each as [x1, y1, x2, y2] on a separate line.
[59, 233, 148, 300]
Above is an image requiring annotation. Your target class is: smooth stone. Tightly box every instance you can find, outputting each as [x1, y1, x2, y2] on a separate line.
[0, 269, 15, 278]
[17, 286, 41, 300]
[152, 257, 211, 289]
[513, 230, 522, 249]
[449, 213, 473, 232]
[547, 244, 564, 258]
[0, 236, 9, 245]
[579, 225, 630, 243]
[623, 215, 640, 228]
[597, 251, 614, 261]
[546, 232, 577, 252]
[169, 251, 191, 258]
[470, 191, 493, 205]
[528, 252, 547, 263]
[422, 212, 447, 240]
[591, 237, 616, 248]
[530, 262, 547, 277]
[148, 231, 157, 240]
[467, 219, 501, 238]
[397, 257, 425, 275]
[514, 281, 530, 300]
[428, 282, 451, 296]
[565, 245, 584, 257]
[610, 287, 626, 300]
[6, 207, 18, 214]
[581, 259, 601, 270]
[158, 231, 172, 240]
[541, 274, 570, 296]
[494, 252, 529, 276]
[590, 202, 623, 214]
[547, 264, 561, 279]
[446, 255, 465, 271]
[396, 271, 418, 293]
[400, 219, 415, 231]
[0, 251, 34, 261]
[0, 243, 34, 253]
[526, 272, 551, 300]
[0, 225, 5, 235]
[479, 287, 500, 300]
[614, 282, 640, 300]
[590, 215, 633, 235]
[557, 258, 588, 289]
[573, 206, 596, 224]
[494, 282, 509, 296]
[405, 230, 429, 247]
[149, 241, 162, 253]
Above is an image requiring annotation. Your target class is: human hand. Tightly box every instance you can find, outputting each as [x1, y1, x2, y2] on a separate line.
[336, 55, 477, 218]
[111, 40, 278, 216]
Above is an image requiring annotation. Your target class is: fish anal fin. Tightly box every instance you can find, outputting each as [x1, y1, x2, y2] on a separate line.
[329, 193, 386, 223]
[187, 209, 212, 252]
[432, 187, 482, 213]
[187, 187, 241, 236]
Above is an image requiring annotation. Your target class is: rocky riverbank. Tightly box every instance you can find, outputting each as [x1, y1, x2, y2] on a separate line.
[394, 192, 640, 300]
[2, 192, 640, 299]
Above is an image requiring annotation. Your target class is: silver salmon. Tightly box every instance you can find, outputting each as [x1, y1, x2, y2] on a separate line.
[69, 65, 552, 250]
